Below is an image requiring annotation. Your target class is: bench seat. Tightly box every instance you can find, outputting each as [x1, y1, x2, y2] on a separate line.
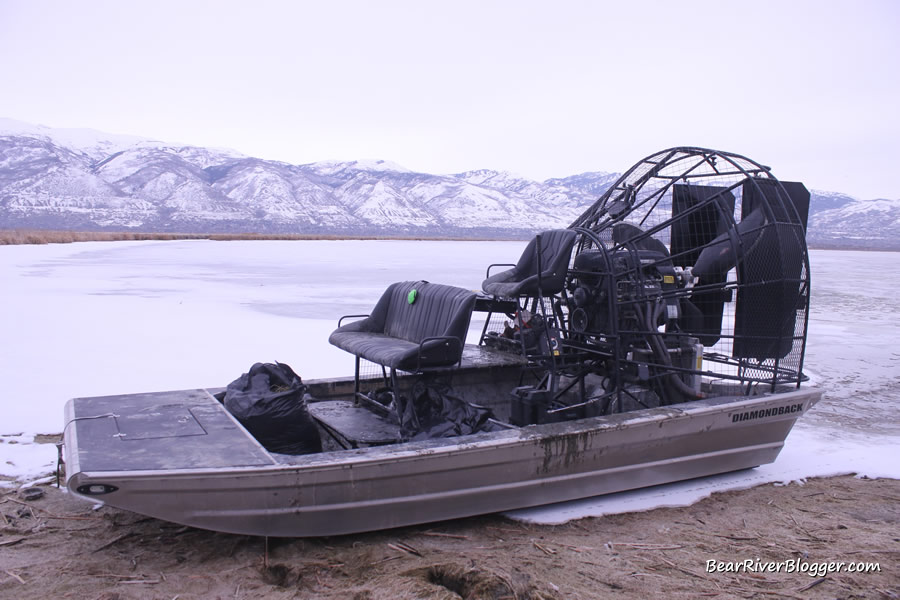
[329, 281, 476, 373]
[328, 331, 435, 371]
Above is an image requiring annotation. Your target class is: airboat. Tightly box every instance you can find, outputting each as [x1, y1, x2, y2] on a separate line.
[63, 147, 821, 537]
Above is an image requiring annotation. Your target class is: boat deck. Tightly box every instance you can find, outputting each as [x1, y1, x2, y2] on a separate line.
[66, 389, 275, 474]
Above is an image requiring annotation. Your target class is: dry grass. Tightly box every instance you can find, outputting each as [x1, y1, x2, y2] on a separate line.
[4, 229, 886, 251]
[0, 229, 491, 245]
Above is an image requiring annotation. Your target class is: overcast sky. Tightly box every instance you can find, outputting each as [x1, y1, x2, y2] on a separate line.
[1, 0, 898, 199]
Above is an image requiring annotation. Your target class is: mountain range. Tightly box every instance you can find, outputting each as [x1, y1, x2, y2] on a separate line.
[1, 118, 897, 248]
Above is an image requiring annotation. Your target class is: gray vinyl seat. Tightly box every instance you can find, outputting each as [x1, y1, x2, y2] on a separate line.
[329, 281, 476, 373]
[482, 229, 577, 298]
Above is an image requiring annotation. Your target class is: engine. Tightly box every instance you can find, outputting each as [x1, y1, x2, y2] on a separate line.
[569, 249, 689, 336]
[566, 248, 703, 403]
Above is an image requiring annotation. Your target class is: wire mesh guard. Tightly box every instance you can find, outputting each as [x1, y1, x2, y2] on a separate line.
[496, 147, 812, 418]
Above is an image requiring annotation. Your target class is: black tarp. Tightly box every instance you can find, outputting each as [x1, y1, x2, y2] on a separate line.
[393, 382, 498, 441]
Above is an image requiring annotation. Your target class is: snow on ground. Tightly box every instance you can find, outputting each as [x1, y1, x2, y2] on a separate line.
[1, 242, 897, 522]
[508, 426, 900, 524]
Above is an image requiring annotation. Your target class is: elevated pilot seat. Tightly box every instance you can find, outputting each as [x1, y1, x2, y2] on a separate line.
[479, 229, 576, 358]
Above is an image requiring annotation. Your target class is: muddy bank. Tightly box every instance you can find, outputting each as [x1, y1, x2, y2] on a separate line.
[1, 475, 896, 599]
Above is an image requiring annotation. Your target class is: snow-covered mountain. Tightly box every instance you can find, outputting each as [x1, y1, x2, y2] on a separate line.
[1, 119, 897, 247]
[0, 119, 618, 237]
[807, 192, 900, 249]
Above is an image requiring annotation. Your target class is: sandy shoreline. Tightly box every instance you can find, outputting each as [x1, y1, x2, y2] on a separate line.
[1, 475, 896, 599]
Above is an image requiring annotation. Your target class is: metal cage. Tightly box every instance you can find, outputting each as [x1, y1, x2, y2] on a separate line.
[529, 147, 811, 417]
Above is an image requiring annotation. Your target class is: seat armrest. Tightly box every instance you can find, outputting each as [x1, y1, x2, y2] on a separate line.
[337, 314, 370, 327]
[485, 263, 515, 279]
[415, 336, 464, 371]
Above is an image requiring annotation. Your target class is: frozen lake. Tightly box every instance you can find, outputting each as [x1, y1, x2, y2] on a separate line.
[1, 240, 897, 520]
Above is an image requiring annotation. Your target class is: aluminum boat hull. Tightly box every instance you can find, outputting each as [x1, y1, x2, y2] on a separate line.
[64, 371, 820, 537]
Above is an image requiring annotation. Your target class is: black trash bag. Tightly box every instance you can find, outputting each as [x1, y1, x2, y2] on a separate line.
[223, 362, 322, 455]
[395, 382, 498, 441]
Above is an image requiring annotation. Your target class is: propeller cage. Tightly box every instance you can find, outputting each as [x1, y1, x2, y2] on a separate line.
[568, 147, 810, 399]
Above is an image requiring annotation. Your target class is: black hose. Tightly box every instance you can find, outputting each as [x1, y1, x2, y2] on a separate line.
[637, 301, 700, 403]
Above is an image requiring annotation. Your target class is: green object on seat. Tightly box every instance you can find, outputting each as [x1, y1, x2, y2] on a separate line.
[408, 289, 418, 304]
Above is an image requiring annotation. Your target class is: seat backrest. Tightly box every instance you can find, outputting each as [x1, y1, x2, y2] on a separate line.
[506, 229, 577, 295]
[372, 281, 476, 345]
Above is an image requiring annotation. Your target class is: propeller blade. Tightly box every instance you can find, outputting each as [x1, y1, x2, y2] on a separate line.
[692, 208, 765, 279]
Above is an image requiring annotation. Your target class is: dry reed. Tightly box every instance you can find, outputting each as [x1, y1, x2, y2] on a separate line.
[0, 229, 494, 245]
